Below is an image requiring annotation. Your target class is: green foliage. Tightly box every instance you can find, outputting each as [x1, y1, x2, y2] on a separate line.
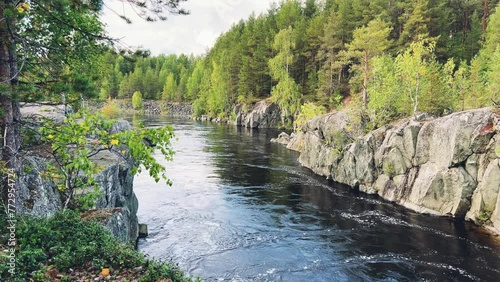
[368, 54, 406, 127]
[486, 47, 500, 104]
[2, 0, 107, 105]
[450, 61, 471, 111]
[132, 91, 144, 110]
[382, 162, 396, 178]
[398, 0, 437, 48]
[346, 18, 392, 109]
[37, 111, 174, 210]
[316, 9, 345, 103]
[394, 40, 435, 116]
[207, 61, 229, 117]
[329, 130, 352, 158]
[0, 211, 197, 281]
[271, 75, 302, 126]
[478, 209, 493, 225]
[185, 60, 205, 101]
[269, 27, 303, 125]
[294, 102, 326, 130]
[85, 0, 500, 125]
[495, 147, 500, 158]
[367, 39, 461, 124]
[484, 3, 500, 58]
[101, 99, 121, 118]
[162, 73, 178, 101]
[139, 259, 201, 282]
[116, 121, 175, 183]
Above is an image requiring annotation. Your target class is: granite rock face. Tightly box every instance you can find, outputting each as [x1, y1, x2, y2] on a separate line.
[17, 156, 63, 217]
[92, 149, 138, 243]
[279, 108, 500, 233]
[234, 101, 281, 129]
[17, 118, 140, 243]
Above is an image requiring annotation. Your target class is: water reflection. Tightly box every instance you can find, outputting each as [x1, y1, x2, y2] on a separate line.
[134, 117, 500, 282]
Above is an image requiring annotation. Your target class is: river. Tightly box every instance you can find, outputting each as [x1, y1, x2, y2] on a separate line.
[133, 116, 500, 282]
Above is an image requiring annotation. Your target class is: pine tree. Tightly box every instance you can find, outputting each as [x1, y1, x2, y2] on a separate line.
[276, 0, 303, 30]
[484, 2, 500, 56]
[346, 18, 392, 109]
[399, 0, 437, 48]
[317, 9, 345, 103]
[302, 13, 325, 98]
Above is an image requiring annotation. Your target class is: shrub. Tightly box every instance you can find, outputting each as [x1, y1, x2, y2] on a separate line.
[382, 162, 396, 178]
[101, 100, 120, 118]
[0, 211, 198, 281]
[294, 102, 326, 131]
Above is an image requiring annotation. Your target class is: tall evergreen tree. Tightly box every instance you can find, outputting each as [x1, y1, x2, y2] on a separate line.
[398, 0, 436, 47]
[317, 9, 345, 103]
[346, 18, 393, 109]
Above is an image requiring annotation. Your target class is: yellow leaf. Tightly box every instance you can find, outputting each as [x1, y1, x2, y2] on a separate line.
[17, 7, 24, 13]
[110, 139, 119, 146]
[101, 268, 110, 276]
[47, 134, 54, 139]
[22, 3, 30, 9]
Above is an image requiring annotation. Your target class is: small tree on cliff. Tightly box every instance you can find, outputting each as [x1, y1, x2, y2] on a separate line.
[37, 112, 174, 210]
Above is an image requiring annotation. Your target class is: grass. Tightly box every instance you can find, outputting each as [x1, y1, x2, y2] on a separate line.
[0, 210, 200, 282]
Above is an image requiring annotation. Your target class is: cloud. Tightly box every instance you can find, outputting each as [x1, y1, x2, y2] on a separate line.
[101, 0, 275, 56]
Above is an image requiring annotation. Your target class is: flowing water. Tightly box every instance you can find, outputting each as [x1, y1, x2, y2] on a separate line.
[133, 117, 500, 282]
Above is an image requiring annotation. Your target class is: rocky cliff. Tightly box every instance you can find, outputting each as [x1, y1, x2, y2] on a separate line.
[17, 109, 140, 243]
[274, 108, 500, 234]
[233, 100, 281, 129]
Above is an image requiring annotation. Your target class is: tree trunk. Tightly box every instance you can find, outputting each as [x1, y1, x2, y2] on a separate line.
[329, 50, 334, 93]
[362, 53, 369, 109]
[0, 1, 21, 206]
[482, 0, 489, 33]
[413, 73, 421, 117]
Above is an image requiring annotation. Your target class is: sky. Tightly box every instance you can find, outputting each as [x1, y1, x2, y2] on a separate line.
[101, 0, 276, 56]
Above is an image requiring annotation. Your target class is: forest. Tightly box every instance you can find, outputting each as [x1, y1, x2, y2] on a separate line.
[94, 0, 500, 128]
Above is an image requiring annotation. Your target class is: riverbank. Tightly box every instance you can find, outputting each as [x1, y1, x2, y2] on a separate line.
[93, 99, 500, 237]
[7, 104, 196, 281]
[134, 116, 500, 281]
[90, 100, 193, 117]
[273, 107, 500, 237]
[94, 99, 284, 129]
[0, 210, 198, 281]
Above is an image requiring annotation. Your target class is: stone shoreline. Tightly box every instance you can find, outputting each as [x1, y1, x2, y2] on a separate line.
[273, 107, 500, 236]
